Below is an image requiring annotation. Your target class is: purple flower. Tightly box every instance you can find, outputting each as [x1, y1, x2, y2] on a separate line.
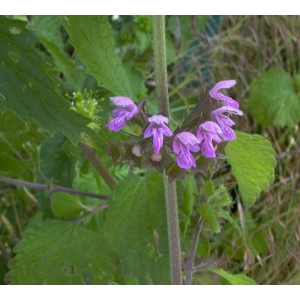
[144, 115, 173, 153]
[172, 132, 200, 169]
[107, 96, 138, 132]
[196, 121, 223, 158]
[211, 106, 243, 141]
[209, 80, 239, 108]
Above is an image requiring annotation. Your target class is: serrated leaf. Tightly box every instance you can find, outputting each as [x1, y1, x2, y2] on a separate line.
[50, 192, 85, 219]
[226, 131, 276, 208]
[105, 172, 171, 284]
[61, 16, 133, 98]
[0, 16, 102, 147]
[217, 210, 241, 236]
[198, 203, 220, 234]
[31, 16, 84, 90]
[249, 68, 300, 127]
[6, 220, 115, 284]
[203, 181, 214, 197]
[211, 269, 256, 285]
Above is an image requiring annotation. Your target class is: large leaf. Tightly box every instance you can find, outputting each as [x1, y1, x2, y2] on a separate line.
[105, 172, 171, 284]
[31, 16, 84, 90]
[249, 68, 300, 127]
[226, 131, 276, 208]
[0, 16, 102, 147]
[6, 220, 115, 284]
[61, 16, 133, 98]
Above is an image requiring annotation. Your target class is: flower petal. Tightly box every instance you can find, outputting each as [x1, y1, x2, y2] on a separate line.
[110, 96, 135, 107]
[148, 114, 169, 124]
[176, 148, 196, 169]
[107, 117, 126, 132]
[188, 143, 201, 153]
[144, 123, 154, 138]
[209, 80, 239, 108]
[152, 128, 163, 153]
[172, 139, 182, 155]
[124, 105, 138, 120]
[210, 80, 236, 93]
[212, 106, 243, 116]
[201, 139, 216, 158]
[111, 107, 129, 117]
[220, 126, 236, 141]
[160, 123, 173, 137]
[176, 132, 200, 145]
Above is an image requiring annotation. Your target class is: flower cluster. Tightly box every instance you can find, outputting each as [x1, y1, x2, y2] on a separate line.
[106, 80, 243, 172]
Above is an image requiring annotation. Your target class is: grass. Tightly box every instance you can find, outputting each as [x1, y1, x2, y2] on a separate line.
[167, 15, 300, 284]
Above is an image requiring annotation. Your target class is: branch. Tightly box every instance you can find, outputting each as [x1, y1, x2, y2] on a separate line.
[0, 176, 108, 200]
[185, 218, 204, 285]
[73, 203, 109, 225]
[78, 142, 117, 190]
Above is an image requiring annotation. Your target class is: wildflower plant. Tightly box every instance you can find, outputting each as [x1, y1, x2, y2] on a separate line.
[0, 15, 276, 286]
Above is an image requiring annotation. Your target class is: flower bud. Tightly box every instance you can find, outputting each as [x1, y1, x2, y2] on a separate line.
[132, 144, 142, 157]
[151, 153, 163, 162]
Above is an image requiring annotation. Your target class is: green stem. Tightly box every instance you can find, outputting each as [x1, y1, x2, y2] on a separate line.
[78, 142, 117, 190]
[153, 15, 182, 285]
[73, 203, 109, 225]
[185, 218, 204, 284]
[153, 15, 169, 117]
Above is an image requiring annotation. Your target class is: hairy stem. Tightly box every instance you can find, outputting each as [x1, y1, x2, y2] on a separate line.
[185, 218, 204, 284]
[0, 176, 108, 200]
[153, 15, 182, 285]
[153, 15, 169, 117]
[78, 142, 117, 190]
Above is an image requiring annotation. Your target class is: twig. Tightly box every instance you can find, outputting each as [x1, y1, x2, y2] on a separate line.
[78, 142, 117, 190]
[185, 218, 204, 285]
[0, 176, 108, 200]
[73, 203, 109, 225]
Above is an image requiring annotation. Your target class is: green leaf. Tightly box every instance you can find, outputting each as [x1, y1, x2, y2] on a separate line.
[123, 63, 147, 99]
[61, 16, 133, 98]
[217, 210, 241, 236]
[0, 16, 102, 147]
[105, 172, 171, 284]
[39, 133, 79, 187]
[50, 192, 85, 219]
[211, 269, 256, 285]
[179, 176, 197, 218]
[178, 176, 197, 235]
[198, 203, 220, 234]
[0, 152, 31, 176]
[249, 68, 300, 127]
[6, 220, 115, 284]
[203, 181, 214, 197]
[226, 131, 276, 208]
[31, 16, 84, 90]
